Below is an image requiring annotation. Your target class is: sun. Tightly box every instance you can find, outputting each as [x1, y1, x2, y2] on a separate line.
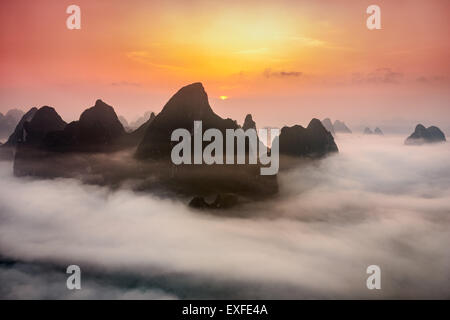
[219, 95, 228, 100]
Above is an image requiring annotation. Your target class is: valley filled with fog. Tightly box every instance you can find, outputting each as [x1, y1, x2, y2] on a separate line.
[1, 134, 449, 299]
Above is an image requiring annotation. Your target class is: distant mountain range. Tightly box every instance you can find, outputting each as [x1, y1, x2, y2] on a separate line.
[42, 100, 127, 152]
[321, 118, 352, 135]
[0, 109, 24, 140]
[333, 120, 352, 134]
[119, 111, 156, 132]
[321, 118, 335, 136]
[1, 82, 339, 206]
[3, 108, 37, 148]
[2, 82, 446, 208]
[276, 119, 338, 157]
[363, 127, 384, 135]
[405, 124, 446, 145]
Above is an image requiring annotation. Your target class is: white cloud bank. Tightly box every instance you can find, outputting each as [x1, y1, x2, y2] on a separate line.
[0, 135, 449, 299]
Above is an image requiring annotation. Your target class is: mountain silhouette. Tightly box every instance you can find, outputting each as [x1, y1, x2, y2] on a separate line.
[12, 101, 151, 177]
[405, 124, 446, 145]
[333, 120, 352, 134]
[189, 193, 239, 209]
[78, 99, 125, 145]
[9, 84, 278, 199]
[136, 82, 238, 159]
[129, 111, 155, 130]
[364, 127, 373, 135]
[128, 111, 156, 143]
[12, 106, 67, 175]
[134, 83, 278, 199]
[374, 127, 384, 135]
[241, 114, 263, 155]
[43, 99, 127, 152]
[3, 107, 38, 148]
[0, 109, 24, 139]
[118, 115, 130, 131]
[4, 82, 347, 203]
[21, 106, 67, 145]
[243, 114, 256, 131]
[276, 118, 338, 157]
[321, 118, 335, 136]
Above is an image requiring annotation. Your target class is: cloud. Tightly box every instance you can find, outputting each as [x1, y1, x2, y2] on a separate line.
[0, 262, 177, 300]
[235, 48, 269, 55]
[0, 135, 449, 299]
[126, 51, 184, 71]
[288, 36, 325, 48]
[263, 68, 303, 78]
[110, 81, 142, 87]
[416, 75, 449, 84]
[352, 68, 403, 84]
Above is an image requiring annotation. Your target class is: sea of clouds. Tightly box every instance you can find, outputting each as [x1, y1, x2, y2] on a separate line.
[0, 135, 449, 299]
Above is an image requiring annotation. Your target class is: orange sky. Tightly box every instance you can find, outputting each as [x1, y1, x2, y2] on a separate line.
[1, 0, 449, 130]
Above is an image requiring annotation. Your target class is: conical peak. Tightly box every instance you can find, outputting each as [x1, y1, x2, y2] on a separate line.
[80, 99, 117, 120]
[37, 106, 56, 113]
[157, 82, 216, 121]
[32, 106, 65, 127]
[243, 114, 256, 131]
[307, 118, 323, 130]
[415, 124, 426, 131]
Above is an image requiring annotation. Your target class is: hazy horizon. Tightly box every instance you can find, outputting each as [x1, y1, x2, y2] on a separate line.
[1, 84, 449, 136]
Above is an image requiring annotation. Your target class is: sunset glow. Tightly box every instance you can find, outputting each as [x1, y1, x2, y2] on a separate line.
[1, 0, 449, 128]
[1, 0, 450, 302]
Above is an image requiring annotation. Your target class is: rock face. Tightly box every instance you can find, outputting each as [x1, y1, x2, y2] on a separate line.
[136, 82, 238, 159]
[43, 99, 126, 152]
[242, 114, 263, 154]
[3, 107, 38, 147]
[8, 84, 277, 199]
[3, 106, 65, 160]
[321, 118, 335, 136]
[364, 127, 373, 135]
[277, 118, 339, 157]
[0, 109, 25, 139]
[374, 127, 384, 135]
[130, 111, 155, 130]
[189, 193, 239, 209]
[333, 120, 352, 134]
[118, 116, 130, 131]
[128, 112, 156, 144]
[9, 101, 157, 179]
[13, 107, 67, 176]
[20, 106, 67, 146]
[78, 99, 125, 145]
[135, 83, 277, 199]
[405, 124, 446, 145]
[189, 196, 211, 209]
[243, 114, 256, 131]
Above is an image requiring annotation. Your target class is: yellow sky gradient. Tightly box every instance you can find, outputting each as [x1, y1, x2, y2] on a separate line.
[1, 0, 449, 128]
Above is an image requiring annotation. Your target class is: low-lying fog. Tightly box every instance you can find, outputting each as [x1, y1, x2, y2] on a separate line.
[1, 135, 449, 299]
